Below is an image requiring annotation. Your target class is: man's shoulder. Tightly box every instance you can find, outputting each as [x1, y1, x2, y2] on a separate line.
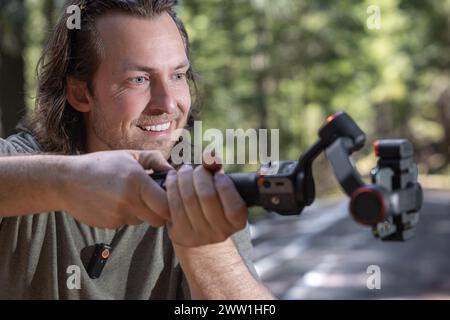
[0, 131, 42, 155]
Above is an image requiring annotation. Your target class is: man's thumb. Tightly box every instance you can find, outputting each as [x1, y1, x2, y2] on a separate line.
[132, 150, 174, 172]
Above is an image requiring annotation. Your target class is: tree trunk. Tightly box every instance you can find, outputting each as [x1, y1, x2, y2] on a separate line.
[0, 52, 26, 138]
[43, 0, 55, 31]
[436, 86, 450, 165]
[375, 102, 394, 138]
[254, 8, 269, 130]
[0, 0, 26, 138]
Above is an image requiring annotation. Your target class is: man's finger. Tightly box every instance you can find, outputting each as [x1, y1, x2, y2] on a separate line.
[139, 174, 171, 221]
[165, 170, 194, 231]
[124, 215, 145, 226]
[214, 172, 248, 230]
[132, 206, 166, 227]
[177, 165, 211, 234]
[193, 166, 235, 236]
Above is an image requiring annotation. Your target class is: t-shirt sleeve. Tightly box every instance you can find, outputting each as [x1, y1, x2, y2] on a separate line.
[0, 137, 19, 156]
[0, 132, 41, 156]
[231, 223, 260, 280]
[0, 138, 16, 225]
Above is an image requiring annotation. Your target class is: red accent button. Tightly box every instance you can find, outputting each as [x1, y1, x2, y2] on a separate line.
[373, 140, 380, 157]
[257, 177, 265, 187]
[101, 249, 110, 259]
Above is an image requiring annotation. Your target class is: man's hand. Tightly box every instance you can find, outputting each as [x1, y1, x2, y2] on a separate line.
[165, 160, 274, 299]
[61, 150, 173, 229]
[165, 161, 248, 247]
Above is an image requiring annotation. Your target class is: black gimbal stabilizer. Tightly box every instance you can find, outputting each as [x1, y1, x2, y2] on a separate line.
[151, 112, 423, 242]
[86, 112, 424, 280]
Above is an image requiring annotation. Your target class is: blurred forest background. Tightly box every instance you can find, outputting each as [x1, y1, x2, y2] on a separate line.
[1, 0, 450, 195]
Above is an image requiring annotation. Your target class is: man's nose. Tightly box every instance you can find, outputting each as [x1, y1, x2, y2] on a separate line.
[145, 79, 177, 115]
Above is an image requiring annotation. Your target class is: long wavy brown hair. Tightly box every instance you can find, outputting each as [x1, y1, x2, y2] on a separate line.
[21, 0, 199, 155]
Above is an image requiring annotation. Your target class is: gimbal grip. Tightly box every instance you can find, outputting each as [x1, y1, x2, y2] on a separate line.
[149, 171, 260, 207]
[227, 172, 259, 207]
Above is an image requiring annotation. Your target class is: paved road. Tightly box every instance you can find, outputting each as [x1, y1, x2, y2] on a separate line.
[249, 189, 450, 299]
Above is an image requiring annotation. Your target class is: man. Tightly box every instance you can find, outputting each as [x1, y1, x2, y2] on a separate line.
[0, 0, 274, 299]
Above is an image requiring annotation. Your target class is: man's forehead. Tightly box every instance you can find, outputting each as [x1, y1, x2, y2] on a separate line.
[119, 59, 190, 73]
[95, 11, 187, 69]
[95, 11, 184, 49]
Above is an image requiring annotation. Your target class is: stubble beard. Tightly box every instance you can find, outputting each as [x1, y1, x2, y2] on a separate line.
[90, 107, 187, 160]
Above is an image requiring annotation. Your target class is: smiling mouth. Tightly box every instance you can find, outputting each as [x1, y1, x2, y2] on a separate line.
[137, 121, 172, 132]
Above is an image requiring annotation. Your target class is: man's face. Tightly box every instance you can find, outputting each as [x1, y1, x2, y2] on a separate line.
[85, 12, 191, 158]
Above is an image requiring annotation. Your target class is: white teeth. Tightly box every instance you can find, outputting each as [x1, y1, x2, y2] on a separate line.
[141, 122, 171, 132]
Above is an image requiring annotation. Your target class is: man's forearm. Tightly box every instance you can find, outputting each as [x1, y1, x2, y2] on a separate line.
[174, 239, 275, 300]
[0, 155, 69, 217]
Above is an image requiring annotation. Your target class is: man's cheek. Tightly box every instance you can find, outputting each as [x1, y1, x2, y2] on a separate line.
[180, 95, 192, 122]
[114, 102, 143, 125]
[114, 91, 147, 111]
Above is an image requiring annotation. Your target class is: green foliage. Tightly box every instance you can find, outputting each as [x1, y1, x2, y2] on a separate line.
[178, 0, 450, 178]
[2, 0, 450, 179]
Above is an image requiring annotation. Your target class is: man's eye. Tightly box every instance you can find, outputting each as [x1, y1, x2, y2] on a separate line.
[173, 73, 186, 81]
[130, 76, 148, 85]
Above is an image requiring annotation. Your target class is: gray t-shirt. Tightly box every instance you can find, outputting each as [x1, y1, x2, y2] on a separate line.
[0, 132, 258, 299]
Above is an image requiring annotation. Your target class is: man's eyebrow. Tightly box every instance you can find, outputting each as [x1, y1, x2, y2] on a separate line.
[120, 60, 191, 73]
[174, 60, 191, 70]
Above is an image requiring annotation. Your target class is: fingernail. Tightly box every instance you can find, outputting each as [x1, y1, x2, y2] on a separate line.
[164, 164, 175, 170]
[180, 164, 192, 171]
[215, 172, 228, 184]
[167, 170, 177, 177]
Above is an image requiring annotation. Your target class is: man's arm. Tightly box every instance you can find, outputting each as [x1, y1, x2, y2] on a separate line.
[0, 150, 173, 228]
[0, 155, 68, 217]
[174, 239, 275, 300]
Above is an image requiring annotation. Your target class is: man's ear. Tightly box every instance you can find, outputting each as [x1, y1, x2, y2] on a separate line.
[66, 77, 93, 112]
